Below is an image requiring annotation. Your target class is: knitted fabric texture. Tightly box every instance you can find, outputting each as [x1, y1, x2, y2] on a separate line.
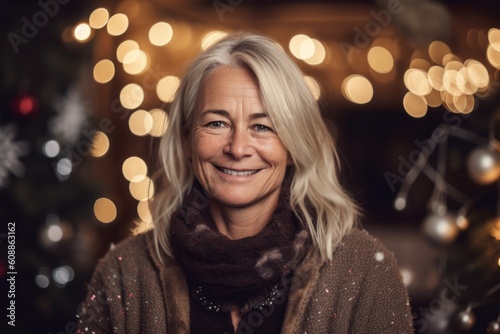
[76, 229, 414, 333]
[170, 179, 310, 313]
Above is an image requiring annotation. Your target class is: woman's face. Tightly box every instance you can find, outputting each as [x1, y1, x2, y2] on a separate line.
[184, 66, 290, 210]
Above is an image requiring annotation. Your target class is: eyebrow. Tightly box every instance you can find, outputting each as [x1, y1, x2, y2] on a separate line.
[200, 110, 268, 120]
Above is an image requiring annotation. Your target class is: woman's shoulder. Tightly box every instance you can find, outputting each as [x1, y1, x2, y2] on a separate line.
[338, 228, 391, 253]
[93, 230, 156, 273]
[326, 227, 400, 272]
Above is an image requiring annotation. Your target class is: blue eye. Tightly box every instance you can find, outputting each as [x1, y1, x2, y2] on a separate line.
[254, 124, 273, 132]
[207, 121, 224, 128]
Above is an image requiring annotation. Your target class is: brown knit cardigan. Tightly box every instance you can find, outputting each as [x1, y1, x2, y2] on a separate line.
[77, 228, 414, 333]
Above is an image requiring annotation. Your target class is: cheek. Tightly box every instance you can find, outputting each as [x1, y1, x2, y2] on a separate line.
[192, 134, 222, 161]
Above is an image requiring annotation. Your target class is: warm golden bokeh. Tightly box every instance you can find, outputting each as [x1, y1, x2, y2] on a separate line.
[122, 156, 148, 182]
[367, 46, 394, 74]
[120, 84, 144, 109]
[341, 75, 373, 104]
[156, 75, 180, 102]
[94, 198, 117, 223]
[129, 176, 155, 201]
[90, 131, 110, 158]
[403, 92, 427, 118]
[149, 108, 169, 137]
[106, 13, 129, 36]
[73, 23, 91, 42]
[149, 22, 174, 46]
[89, 8, 109, 29]
[129, 109, 154, 136]
[93, 59, 115, 84]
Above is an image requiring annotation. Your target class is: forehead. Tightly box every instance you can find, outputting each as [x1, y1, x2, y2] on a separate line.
[199, 66, 262, 101]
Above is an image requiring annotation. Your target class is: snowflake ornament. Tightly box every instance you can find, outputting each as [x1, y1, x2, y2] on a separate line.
[0, 123, 29, 188]
[50, 86, 88, 145]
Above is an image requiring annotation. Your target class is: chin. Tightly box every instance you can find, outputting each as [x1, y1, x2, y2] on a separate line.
[213, 195, 255, 208]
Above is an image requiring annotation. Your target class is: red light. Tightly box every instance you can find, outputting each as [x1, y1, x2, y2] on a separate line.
[19, 96, 35, 115]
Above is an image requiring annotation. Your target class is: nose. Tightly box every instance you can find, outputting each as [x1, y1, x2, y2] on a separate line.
[223, 126, 253, 160]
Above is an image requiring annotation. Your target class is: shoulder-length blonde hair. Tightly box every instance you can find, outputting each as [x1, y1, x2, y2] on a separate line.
[145, 33, 358, 261]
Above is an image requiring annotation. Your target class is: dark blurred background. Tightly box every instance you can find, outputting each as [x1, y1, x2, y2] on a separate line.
[1, 0, 499, 333]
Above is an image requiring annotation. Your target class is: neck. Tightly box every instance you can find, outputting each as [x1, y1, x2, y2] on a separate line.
[209, 192, 280, 240]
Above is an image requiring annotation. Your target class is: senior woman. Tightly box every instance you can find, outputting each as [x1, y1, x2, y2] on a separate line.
[77, 33, 413, 333]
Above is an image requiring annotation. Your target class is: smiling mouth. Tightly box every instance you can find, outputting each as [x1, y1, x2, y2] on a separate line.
[216, 166, 259, 176]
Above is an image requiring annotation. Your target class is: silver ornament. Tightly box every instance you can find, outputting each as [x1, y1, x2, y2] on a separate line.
[456, 309, 476, 331]
[466, 147, 500, 185]
[422, 213, 459, 245]
[487, 320, 500, 333]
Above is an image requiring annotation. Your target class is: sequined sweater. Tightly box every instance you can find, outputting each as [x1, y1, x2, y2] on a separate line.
[77, 228, 414, 333]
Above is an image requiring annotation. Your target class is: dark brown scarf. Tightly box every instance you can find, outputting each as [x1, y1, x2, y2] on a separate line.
[170, 176, 310, 332]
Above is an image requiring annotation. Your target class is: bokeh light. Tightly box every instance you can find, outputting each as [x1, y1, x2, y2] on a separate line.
[156, 75, 180, 102]
[442, 54, 462, 66]
[129, 176, 155, 201]
[289, 34, 315, 60]
[94, 197, 117, 223]
[90, 131, 110, 157]
[123, 50, 150, 75]
[117, 40, 140, 63]
[43, 140, 60, 158]
[35, 269, 51, 289]
[428, 40, 451, 65]
[403, 92, 427, 118]
[137, 200, 152, 223]
[120, 84, 144, 109]
[149, 22, 174, 46]
[107, 13, 129, 36]
[465, 60, 489, 91]
[303, 39, 326, 65]
[93, 59, 115, 84]
[341, 75, 373, 104]
[427, 66, 445, 91]
[404, 69, 431, 96]
[122, 156, 148, 182]
[486, 44, 500, 69]
[488, 28, 500, 52]
[424, 89, 443, 108]
[73, 23, 91, 42]
[367, 46, 394, 74]
[56, 158, 72, 176]
[129, 109, 154, 136]
[53, 266, 74, 285]
[149, 108, 168, 137]
[89, 8, 109, 29]
[47, 224, 63, 242]
[409, 58, 431, 71]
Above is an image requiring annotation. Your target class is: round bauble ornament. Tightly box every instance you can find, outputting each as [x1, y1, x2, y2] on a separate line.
[456, 309, 476, 331]
[466, 147, 500, 185]
[487, 320, 500, 333]
[422, 213, 459, 245]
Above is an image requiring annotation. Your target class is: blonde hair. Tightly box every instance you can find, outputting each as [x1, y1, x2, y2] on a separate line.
[145, 33, 358, 261]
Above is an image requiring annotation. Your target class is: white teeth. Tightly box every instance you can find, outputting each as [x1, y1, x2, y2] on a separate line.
[221, 168, 257, 176]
